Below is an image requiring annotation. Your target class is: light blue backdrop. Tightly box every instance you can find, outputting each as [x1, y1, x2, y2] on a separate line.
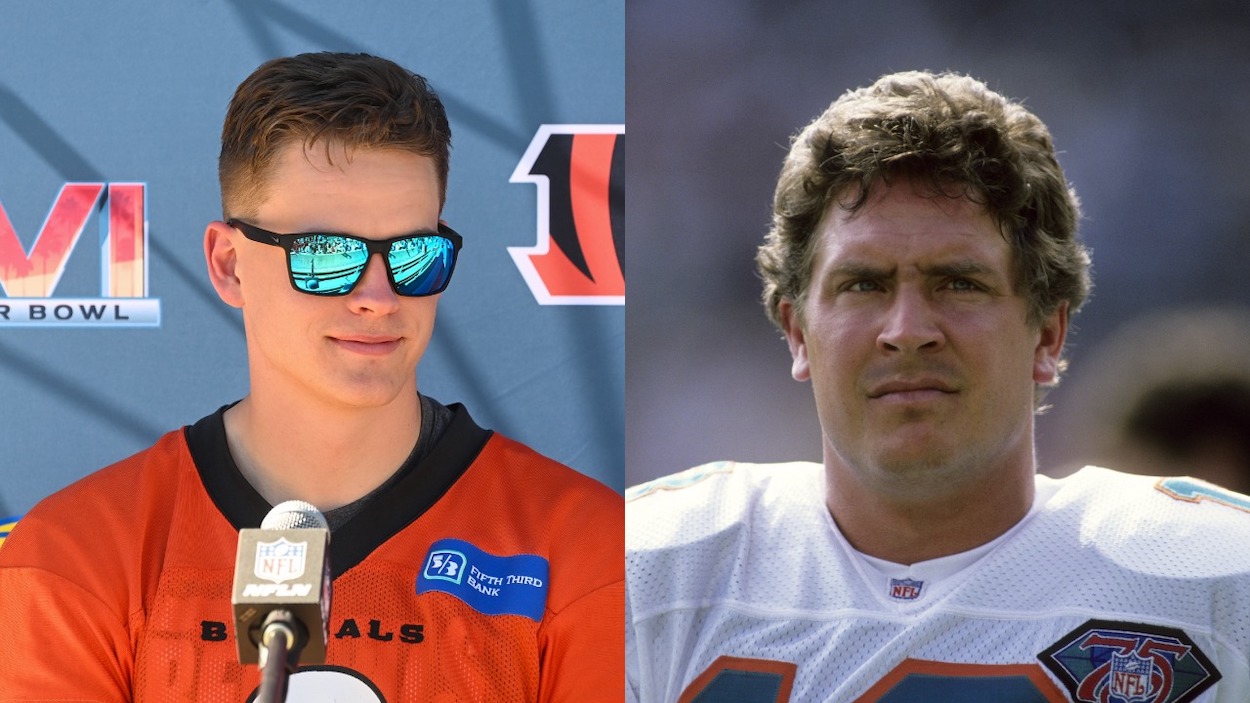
[0, 0, 624, 520]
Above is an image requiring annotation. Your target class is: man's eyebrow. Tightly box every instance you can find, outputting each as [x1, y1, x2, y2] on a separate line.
[923, 260, 995, 277]
[827, 261, 895, 279]
[822, 259, 1006, 283]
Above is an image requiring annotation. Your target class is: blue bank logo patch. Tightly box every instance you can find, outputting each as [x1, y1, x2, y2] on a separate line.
[1038, 619, 1220, 703]
[423, 549, 466, 584]
[417, 538, 549, 621]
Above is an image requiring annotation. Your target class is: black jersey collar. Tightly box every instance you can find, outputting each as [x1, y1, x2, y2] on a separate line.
[185, 402, 492, 578]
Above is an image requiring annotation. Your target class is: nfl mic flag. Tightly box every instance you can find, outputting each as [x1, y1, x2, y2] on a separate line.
[231, 501, 332, 665]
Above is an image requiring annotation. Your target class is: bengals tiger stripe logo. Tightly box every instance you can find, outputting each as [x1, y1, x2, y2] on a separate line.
[509, 125, 624, 305]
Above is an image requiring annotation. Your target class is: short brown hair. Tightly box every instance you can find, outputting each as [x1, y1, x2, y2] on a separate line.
[219, 51, 451, 218]
[757, 70, 1091, 329]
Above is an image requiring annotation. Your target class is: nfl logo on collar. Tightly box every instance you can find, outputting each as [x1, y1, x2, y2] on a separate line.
[889, 578, 924, 601]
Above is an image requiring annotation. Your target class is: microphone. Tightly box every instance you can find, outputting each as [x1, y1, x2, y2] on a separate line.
[231, 500, 332, 675]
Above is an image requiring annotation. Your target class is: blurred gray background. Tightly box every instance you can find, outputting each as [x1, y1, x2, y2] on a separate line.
[626, 0, 1250, 486]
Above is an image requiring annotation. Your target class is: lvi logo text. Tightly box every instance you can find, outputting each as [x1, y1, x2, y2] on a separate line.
[0, 183, 160, 327]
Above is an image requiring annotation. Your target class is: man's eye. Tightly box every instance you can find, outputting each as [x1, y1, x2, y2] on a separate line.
[847, 280, 882, 293]
[946, 278, 981, 292]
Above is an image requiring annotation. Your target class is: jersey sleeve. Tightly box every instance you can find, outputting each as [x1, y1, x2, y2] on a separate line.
[0, 542, 134, 701]
[537, 579, 625, 702]
[625, 578, 641, 703]
[625, 640, 641, 703]
[517, 441, 625, 702]
[0, 433, 184, 702]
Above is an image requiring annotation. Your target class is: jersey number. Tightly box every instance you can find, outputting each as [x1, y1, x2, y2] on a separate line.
[679, 657, 1068, 702]
[853, 659, 1068, 702]
[1157, 477, 1250, 513]
[678, 656, 796, 703]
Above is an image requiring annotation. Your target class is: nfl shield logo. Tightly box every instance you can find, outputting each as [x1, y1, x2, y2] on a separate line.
[253, 537, 307, 584]
[1109, 651, 1156, 703]
[888, 577, 924, 600]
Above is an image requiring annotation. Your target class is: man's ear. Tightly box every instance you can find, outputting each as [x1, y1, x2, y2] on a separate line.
[204, 220, 244, 309]
[779, 298, 811, 382]
[1033, 302, 1069, 384]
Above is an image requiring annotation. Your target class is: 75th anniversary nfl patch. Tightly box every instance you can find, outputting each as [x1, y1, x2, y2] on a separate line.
[1038, 619, 1220, 703]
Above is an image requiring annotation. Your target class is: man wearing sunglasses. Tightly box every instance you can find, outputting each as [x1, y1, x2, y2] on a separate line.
[0, 52, 622, 701]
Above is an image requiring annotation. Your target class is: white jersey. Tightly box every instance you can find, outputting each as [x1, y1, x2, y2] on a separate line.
[625, 462, 1250, 702]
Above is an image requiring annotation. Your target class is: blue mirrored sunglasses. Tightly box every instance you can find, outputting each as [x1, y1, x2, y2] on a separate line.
[228, 220, 462, 297]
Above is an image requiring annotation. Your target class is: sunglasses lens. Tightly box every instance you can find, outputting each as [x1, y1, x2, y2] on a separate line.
[388, 236, 456, 296]
[288, 235, 368, 295]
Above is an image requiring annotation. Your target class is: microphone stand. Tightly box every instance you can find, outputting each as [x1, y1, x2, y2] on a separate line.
[255, 609, 305, 703]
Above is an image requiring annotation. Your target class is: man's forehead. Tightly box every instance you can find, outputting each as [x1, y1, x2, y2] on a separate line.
[817, 205, 1008, 260]
[284, 139, 434, 173]
[832, 177, 993, 223]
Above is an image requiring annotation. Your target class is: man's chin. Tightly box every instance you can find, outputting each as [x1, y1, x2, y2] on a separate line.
[318, 376, 412, 411]
[861, 439, 964, 486]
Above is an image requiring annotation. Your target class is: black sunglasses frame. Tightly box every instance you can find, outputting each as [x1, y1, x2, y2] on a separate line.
[227, 219, 463, 297]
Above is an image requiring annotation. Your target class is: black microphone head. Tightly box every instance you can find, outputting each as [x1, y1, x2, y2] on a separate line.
[261, 500, 329, 531]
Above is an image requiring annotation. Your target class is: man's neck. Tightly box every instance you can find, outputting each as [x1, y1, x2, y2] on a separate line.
[825, 451, 1036, 566]
[223, 390, 422, 511]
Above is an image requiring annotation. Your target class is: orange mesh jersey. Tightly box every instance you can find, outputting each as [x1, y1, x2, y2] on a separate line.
[0, 404, 623, 702]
